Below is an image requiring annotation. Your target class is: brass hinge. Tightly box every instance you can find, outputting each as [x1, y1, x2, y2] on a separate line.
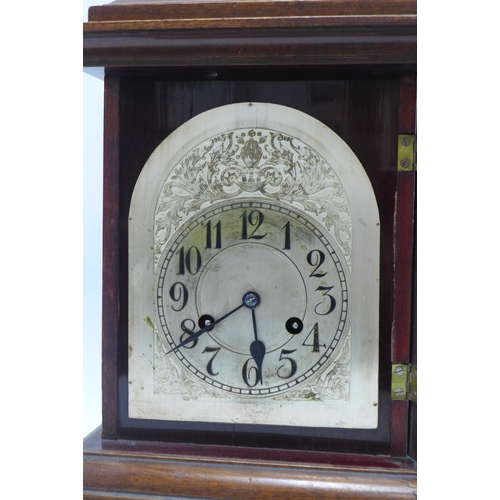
[398, 134, 417, 171]
[392, 363, 417, 403]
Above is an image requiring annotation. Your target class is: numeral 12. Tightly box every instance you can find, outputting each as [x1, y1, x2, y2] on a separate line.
[240, 210, 267, 240]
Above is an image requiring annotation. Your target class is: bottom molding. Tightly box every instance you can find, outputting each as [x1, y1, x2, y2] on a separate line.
[84, 427, 416, 500]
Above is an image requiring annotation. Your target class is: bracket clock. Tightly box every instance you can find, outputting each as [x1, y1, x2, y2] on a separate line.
[83, 1, 417, 498]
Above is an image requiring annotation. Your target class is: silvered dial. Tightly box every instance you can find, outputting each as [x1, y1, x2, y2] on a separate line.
[156, 199, 349, 395]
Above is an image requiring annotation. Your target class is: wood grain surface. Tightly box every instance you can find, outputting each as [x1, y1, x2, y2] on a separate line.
[84, 428, 417, 499]
[390, 75, 416, 456]
[83, 0, 416, 69]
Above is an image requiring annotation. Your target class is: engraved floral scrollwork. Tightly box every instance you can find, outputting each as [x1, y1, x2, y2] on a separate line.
[154, 331, 182, 394]
[154, 129, 352, 269]
[272, 331, 351, 402]
[154, 331, 230, 399]
[314, 333, 351, 401]
[154, 134, 241, 258]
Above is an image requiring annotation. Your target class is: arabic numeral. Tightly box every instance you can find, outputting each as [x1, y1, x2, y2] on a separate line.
[314, 285, 336, 315]
[205, 220, 221, 249]
[283, 221, 291, 250]
[277, 349, 297, 379]
[177, 246, 202, 275]
[307, 250, 327, 278]
[169, 282, 188, 311]
[179, 318, 198, 348]
[242, 358, 261, 387]
[240, 210, 267, 240]
[302, 323, 326, 351]
[203, 346, 221, 376]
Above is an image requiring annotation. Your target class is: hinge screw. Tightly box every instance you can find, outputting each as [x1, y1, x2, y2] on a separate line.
[394, 386, 405, 398]
[400, 158, 411, 169]
[400, 137, 411, 147]
[394, 366, 405, 377]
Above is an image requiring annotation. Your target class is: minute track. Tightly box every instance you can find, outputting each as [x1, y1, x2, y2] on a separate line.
[156, 199, 349, 396]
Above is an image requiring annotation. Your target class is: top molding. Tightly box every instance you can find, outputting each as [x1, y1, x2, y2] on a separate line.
[83, 0, 416, 71]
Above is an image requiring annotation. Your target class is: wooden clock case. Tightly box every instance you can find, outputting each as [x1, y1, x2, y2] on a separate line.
[83, 1, 417, 498]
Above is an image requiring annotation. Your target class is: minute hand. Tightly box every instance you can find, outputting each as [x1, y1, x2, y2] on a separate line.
[166, 301, 245, 354]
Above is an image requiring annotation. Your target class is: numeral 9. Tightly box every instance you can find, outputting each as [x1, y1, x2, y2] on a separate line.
[169, 282, 188, 311]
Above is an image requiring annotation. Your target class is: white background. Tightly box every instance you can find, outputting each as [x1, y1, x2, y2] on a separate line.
[82, 0, 111, 439]
[0, 1, 496, 498]
[82, 68, 103, 438]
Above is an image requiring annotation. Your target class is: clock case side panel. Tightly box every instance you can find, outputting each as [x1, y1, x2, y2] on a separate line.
[102, 75, 411, 457]
[101, 74, 120, 439]
[391, 75, 417, 458]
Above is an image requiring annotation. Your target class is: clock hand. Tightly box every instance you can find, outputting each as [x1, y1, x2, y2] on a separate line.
[167, 291, 260, 354]
[166, 300, 245, 354]
[250, 307, 265, 385]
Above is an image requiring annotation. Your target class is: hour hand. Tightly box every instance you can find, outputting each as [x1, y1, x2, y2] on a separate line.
[250, 309, 265, 384]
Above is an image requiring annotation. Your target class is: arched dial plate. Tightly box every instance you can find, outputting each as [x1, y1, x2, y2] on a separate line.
[128, 102, 380, 429]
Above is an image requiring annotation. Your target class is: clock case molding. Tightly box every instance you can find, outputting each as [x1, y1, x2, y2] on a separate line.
[83, 0, 416, 497]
